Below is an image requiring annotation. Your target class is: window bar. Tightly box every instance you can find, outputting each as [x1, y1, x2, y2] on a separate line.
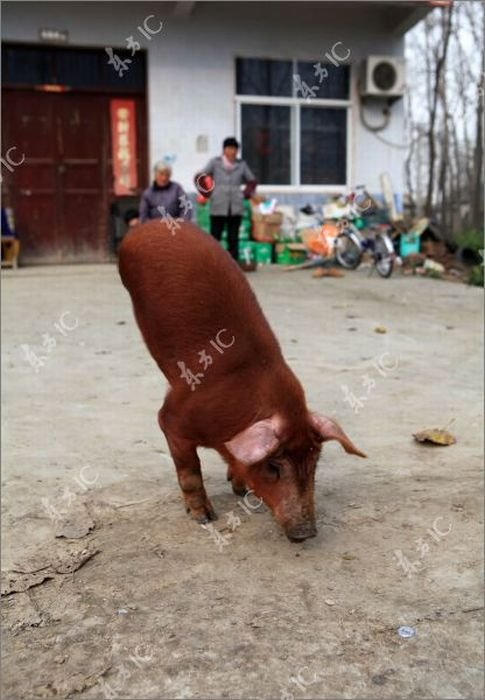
[294, 103, 301, 188]
[292, 58, 298, 187]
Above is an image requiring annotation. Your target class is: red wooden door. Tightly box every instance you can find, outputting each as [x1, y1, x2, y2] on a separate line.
[2, 90, 146, 264]
[2, 91, 61, 261]
[2, 90, 110, 263]
[56, 94, 108, 261]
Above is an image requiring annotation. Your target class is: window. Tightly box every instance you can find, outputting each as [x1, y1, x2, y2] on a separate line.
[2, 44, 146, 92]
[300, 108, 347, 185]
[236, 57, 350, 188]
[236, 58, 292, 97]
[295, 60, 350, 101]
[241, 105, 291, 185]
[2, 46, 52, 86]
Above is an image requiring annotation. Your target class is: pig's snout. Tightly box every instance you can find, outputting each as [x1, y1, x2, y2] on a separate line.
[274, 498, 317, 542]
[285, 521, 317, 542]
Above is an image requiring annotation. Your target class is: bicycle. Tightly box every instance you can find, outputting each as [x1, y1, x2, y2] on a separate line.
[300, 188, 396, 278]
[334, 218, 396, 278]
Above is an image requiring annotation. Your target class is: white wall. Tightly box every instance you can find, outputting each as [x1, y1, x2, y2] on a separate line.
[2, 1, 408, 196]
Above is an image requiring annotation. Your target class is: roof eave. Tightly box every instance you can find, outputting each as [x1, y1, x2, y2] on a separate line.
[389, 4, 433, 35]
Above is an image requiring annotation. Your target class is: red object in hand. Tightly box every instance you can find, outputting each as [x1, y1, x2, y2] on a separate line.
[194, 173, 215, 197]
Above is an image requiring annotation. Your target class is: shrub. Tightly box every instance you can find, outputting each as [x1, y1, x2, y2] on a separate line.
[454, 229, 483, 252]
[467, 265, 484, 287]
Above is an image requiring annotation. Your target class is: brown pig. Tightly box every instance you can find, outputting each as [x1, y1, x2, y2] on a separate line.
[118, 220, 366, 542]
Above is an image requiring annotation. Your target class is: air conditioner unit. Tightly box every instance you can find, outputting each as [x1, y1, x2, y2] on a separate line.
[360, 56, 406, 98]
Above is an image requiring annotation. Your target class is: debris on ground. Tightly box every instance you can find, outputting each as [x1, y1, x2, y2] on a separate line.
[413, 428, 457, 446]
[201, 184, 479, 285]
[51, 544, 99, 574]
[54, 503, 95, 539]
[423, 259, 445, 275]
[2, 543, 100, 596]
[5, 591, 43, 631]
[1, 570, 54, 596]
[312, 267, 344, 278]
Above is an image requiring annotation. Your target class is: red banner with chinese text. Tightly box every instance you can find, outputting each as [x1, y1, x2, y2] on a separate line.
[110, 99, 137, 195]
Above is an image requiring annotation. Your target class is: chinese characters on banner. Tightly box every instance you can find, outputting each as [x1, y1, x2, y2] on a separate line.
[110, 99, 137, 195]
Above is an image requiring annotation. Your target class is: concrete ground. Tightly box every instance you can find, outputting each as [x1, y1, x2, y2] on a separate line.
[1, 263, 483, 700]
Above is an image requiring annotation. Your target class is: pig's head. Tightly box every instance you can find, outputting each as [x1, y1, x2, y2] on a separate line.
[224, 414, 366, 542]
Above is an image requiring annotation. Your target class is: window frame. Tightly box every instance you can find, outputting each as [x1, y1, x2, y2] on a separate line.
[235, 57, 352, 192]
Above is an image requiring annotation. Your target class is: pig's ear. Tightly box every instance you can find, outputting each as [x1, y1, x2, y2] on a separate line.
[224, 418, 281, 465]
[311, 414, 367, 458]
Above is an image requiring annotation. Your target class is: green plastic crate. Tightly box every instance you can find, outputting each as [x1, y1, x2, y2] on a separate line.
[254, 242, 273, 264]
[289, 250, 306, 263]
[276, 243, 306, 264]
[276, 247, 292, 265]
[196, 201, 210, 218]
[239, 241, 255, 264]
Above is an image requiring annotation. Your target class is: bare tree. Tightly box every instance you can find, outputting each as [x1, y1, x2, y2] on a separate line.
[424, 4, 454, 217]
[405, 0, 484, 237]
[469, 2, 485, 231]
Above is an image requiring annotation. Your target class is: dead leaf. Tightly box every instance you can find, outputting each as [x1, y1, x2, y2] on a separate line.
[374, 326, 387, 334]
[413, 428, 456, 446]
[342, 553, 357, 561]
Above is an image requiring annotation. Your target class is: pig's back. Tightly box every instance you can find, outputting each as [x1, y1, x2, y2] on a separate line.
[118, 220, 282, 384]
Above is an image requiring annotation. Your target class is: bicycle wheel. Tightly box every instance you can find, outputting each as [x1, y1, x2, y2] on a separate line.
[374, 233, 394, 278]
[335, 233, 363, 270]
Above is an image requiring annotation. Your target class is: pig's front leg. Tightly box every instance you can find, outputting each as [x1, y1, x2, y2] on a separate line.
[219, 446, 248, 497]
[158, 410, 217, 523]
[168, 435, 217, 523]
[226, 463, 248, 497]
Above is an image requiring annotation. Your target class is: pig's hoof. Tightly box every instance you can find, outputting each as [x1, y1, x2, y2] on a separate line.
[196, 512, 217, 524]
[187, 504, 218, 524]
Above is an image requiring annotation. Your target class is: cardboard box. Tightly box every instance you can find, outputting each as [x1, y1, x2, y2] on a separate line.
[251, 212, 283, 242]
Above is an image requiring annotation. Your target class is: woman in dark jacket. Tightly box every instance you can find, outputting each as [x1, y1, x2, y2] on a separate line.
[195, 137, 256, 260]
[139, 161, 191, 223]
